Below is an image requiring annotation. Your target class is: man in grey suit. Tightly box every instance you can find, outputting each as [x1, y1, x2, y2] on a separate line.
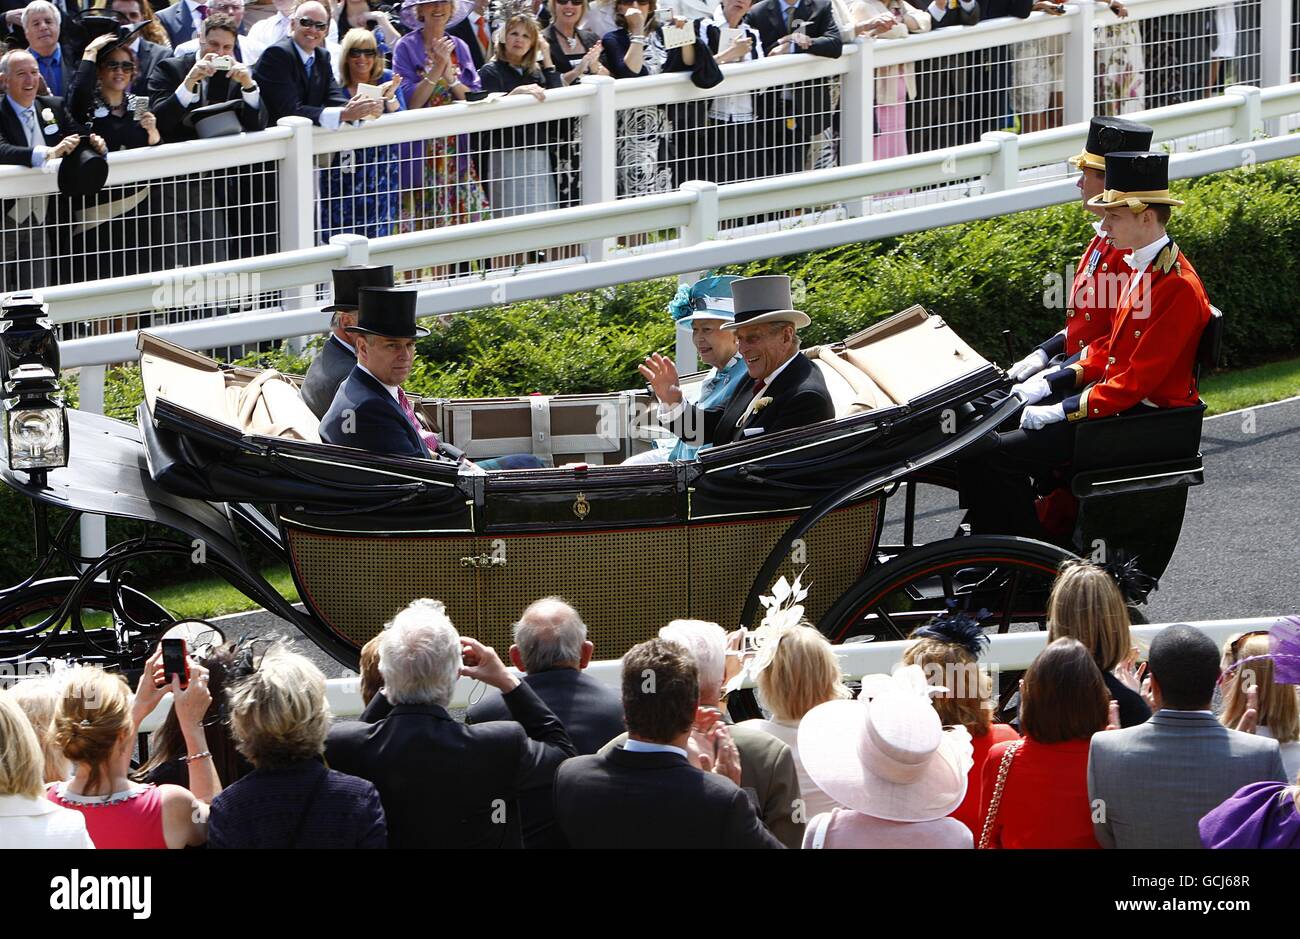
[300, 264, 393, 419]
[1088, 624, 1287, 849]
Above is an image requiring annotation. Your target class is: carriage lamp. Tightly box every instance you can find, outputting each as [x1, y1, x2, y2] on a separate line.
[0, 295, 67, 475]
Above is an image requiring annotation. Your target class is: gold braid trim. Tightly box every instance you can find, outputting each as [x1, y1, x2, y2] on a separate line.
[1067, 385, 1091, 423]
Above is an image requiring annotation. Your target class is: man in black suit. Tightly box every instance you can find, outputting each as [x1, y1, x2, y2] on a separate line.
[107, 0, 177, 93]
[640, 275, 835, 449]
[324, 598, 577, 849]
[908, 0, 979, 154]
[251, 0, 380, 126]
[147, 13, 267, 142]
[467, 597, 625, 848]
[300, 264, 392, 419]
[156, 0, 207, 47]
[0, 47, 98, 292]
[554, 638, 784, 848]
[745, 0, 841, 177]
[448, 0, 493, 70]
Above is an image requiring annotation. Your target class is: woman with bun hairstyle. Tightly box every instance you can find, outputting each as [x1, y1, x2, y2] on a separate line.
[902, 608, 1018, 837]
[47, 648, 220, 849]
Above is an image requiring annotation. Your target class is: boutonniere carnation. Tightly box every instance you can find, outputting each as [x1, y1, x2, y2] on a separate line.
[41, 107, 55, 123]
[752, 396, 773, 413]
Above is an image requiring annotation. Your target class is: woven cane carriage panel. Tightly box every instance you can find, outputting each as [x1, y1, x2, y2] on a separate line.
[285, 527, 485, 649]
[474, 526, 690, 659]
[688, 499, 880, 630]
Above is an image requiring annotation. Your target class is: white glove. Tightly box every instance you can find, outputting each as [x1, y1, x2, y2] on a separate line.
[1010, 374, 1051, 406]
[1007, 348, 1049, 382]
[1019, 403, 1066, 431]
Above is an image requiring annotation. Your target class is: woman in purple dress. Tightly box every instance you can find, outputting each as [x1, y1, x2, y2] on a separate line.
[392, 0, 489, 234]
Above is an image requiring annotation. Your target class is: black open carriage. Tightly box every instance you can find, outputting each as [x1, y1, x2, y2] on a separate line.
[0, 298, 1222, 685]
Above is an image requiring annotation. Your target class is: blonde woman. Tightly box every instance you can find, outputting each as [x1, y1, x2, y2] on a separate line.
[738, 625, 851, 819]
[1220, 632, 1300, 779]
[902, 612, 1017, 837]
[1047, 559, 1150, 728]
[208, 647, 386, 848]
[9, 675, 70, 784]
[0, 693, 93, 848]
[47, 654, 218, 849]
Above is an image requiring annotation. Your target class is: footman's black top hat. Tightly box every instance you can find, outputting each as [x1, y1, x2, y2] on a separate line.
[323, 264, 396, 313]
[1087, 150, 1185, 210]
[1070, 116, 1154, 171]
[345, 287, 430, 339]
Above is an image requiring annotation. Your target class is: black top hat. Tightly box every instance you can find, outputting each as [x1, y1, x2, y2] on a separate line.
[181, 99, 244, 139]
[1087, 150, 1185, 210]
[57, 136, 109, 198]
[721, 275, 811, 331]
[323, 264, 396, 313]
[345, 287, 430, 339]
[82, 16, 149, 54]
[1071, 116, 1153, 171]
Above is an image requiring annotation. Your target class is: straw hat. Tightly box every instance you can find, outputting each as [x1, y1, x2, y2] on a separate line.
[798, 665, 973, 823]
[399, 0, 474, 30]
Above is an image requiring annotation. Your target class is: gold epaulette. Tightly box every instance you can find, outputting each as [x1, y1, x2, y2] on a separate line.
[1154, 240, 1181, 276]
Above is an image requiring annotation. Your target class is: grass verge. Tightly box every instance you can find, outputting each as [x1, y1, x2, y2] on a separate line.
[1201, 356, 1300, 416]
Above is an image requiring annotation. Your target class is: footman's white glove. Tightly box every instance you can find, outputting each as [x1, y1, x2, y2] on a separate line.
[1010, 374, 1052, 406]
[1007, 349, 1049, 382]
[1019, 403, 1066, 431]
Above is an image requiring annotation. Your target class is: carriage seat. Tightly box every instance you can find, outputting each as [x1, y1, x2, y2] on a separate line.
[139, 336, 322, 444]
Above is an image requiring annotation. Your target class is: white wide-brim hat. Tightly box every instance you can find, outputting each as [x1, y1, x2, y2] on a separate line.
[399, 0, 474, 31]
[798, 666, 973, 823]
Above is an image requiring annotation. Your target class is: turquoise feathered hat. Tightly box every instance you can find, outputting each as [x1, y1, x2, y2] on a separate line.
[669, 275, 741, 325]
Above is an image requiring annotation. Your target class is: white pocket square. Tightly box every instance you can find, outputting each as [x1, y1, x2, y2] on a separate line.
[741, 427, 765, 437]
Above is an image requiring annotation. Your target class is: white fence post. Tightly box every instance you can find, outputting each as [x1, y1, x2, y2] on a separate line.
[278, 116, 317, 338]
[674, 180, 720, 374]
[1062, 0, 1095, 126]
[980, 131, 1020, 192]
[840, 40, 874, 218]
[77, 365, 107, 571]
[1224, 85, 1264, 143]
[328, 233, 372, 267]
[581, 75, 619, 263]
[1260, 0, 1290, 136]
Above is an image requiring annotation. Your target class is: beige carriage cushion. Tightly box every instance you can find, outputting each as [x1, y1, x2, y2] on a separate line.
[806, 345, 892, 415]
[840, 306, 987, 404]
[139, 349, 234, 428]
[234, 370, 322, 443]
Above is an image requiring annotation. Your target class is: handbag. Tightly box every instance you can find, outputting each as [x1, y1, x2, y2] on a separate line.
[977, 740, 1022, 849]
[689, 38, 724, 90]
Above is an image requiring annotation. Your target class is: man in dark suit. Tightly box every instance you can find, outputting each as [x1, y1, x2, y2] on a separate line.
[448, 0, 493, 70]
[156, 0, 208, 47]
[300, 264, 393, 419]
[107, 0, 176, 93]
[251, 0, 380, 126]
[0, 47, 95, 292]
[1088, 625, 1287, 849]
[641, 275, 835, 449]
[148, 13, 267, 142]
[745, 0, 841, 177]
[555, 638, 784, 848]
[467, 597, 625, 848]
[908, 0, 979, 153]
[324, 598, 577, 849]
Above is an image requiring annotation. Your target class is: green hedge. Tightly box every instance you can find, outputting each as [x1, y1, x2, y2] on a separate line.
[3, 158, 1297, 589]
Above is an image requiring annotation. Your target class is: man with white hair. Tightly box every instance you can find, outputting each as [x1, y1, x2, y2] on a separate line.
[324, 599, 576, 849]
[467, 597, 625, 848]
[600, 618, 805, 848]
[20, 2, 74, 97]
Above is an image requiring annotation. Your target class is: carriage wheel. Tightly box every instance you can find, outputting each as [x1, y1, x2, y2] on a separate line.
[0, 577, 173, 667]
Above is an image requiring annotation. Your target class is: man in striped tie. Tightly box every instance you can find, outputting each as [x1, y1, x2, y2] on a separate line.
[320, 287, 545, 470]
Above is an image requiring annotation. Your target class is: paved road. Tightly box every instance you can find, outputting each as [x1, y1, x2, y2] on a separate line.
[220, 397, 1300, 678]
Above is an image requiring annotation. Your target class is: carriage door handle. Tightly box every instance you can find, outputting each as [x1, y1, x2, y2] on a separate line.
[459, 554, 507, 568]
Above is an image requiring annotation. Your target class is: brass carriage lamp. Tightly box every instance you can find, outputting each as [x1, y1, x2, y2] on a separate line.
[0, 294, 68, 475]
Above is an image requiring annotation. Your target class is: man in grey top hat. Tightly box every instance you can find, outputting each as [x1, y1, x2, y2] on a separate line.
[640, 275, 835, 448]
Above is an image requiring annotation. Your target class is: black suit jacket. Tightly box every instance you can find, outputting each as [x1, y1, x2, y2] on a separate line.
[300, 334, 357, 420]
[931, 0, 981, 28]
[669, 351, 835, 450]
[320, 365, 428, 459]
[156, 0, 200, 47]
[131, 39, 172, 96]
[252, 36, 348, 126]
[554, 747, 785, 849]
[147, 53, 269, 143]
[468, 668, 626, 848]
[0, 94, 75, 167]
[323, 683, 576, 849]
[746, 0, 840, 135]
[448, 15, 489, 71]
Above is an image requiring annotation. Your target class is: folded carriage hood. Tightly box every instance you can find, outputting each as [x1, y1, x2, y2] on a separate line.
[1, 408, 241, 551]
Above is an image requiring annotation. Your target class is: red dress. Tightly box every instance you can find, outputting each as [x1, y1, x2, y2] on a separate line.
[47, 782, 168, 850]
[978, 737, 1100, 849]
[949, 723, 1019, 836]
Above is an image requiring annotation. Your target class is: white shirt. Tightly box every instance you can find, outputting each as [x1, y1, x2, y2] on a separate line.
[248, 11, 341, 49]
[700, 14, 763, 122]
[0, 793, 95, 849]
[293, 38, 343, 129]
[175, 34, 266, 66]
[927, 0, 976, 22]
[622, 738, 690, 759]
[467, 11, 492, 52]
[1120, 232, 1169, 300]
[358, 362, 400, 401]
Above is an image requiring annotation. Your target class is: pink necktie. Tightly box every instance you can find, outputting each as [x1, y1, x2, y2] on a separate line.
[397, 388, 440, 454]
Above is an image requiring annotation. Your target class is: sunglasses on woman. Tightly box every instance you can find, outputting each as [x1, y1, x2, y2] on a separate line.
[102, 60, 136, 72]
[348, 47, 379, 57]
[556, 0, 584, 5]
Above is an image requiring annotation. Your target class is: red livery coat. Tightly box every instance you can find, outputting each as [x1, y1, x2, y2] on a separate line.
[1065, 230, 1128, 356]
[1064, 240, 1211, 422]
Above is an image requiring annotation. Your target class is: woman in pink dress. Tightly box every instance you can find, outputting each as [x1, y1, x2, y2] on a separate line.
[47, 649, 220, 849]
[850, 0, 931, 161]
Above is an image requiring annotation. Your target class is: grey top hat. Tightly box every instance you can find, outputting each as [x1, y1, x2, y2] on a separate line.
[721, 275, 811, 331]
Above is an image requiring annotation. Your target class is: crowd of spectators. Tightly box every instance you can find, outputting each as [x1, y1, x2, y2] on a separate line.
[0, 0, 1269, 293]
[2, 560, 1298, 850]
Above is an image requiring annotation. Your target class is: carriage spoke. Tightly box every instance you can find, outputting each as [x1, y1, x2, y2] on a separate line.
[996, 568, 1022, 633]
